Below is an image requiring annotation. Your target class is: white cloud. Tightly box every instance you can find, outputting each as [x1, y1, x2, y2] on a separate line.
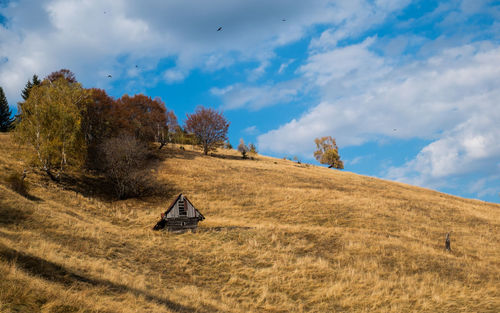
[0, 0, 415, 107]
[386, 110, 500, 188]
[258, 41, 500, 187]
[278, 59, 294, 74]
[211, 80, 302, 111]
[0, 0, 346, 106]
[243, 125, 258, 135]
[163, 69, 187, 83]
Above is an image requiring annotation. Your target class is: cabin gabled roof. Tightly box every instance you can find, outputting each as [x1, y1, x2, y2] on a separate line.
[163, 193, 205, 220]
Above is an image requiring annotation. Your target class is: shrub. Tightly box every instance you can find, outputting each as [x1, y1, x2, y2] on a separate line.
[99, 134, 154, 199]
[238, 139, 249, 159]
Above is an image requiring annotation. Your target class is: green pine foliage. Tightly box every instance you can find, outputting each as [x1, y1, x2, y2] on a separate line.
[21, 74, 41, 101]
[0, 86, 14, 132]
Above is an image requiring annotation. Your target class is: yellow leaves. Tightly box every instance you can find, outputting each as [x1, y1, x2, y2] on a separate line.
[14, 78, 87, 173]
[313, 136, 344, 169]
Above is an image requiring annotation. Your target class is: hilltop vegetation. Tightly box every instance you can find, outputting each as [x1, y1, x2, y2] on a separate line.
[0, 132, 499, 312]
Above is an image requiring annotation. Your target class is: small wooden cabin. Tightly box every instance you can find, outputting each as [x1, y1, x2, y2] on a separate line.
[153, 194, 205, 231]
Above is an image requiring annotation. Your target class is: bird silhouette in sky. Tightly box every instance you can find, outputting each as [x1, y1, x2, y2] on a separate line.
[107, 74, 112, 78]
[282, 18, 287, 21]
[217, 27, 222, 31]
[393, 129, 397, 131]
[135, 65, 138, 68]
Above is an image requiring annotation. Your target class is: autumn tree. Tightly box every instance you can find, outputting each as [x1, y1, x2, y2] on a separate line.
[224, 140, 233, 149]
[171, 126, 196, 145]
[313, 136, 344, 169]
[248, 143, 257, 156]
[0, 86, 14, 132]
[45, 69, 77, 84]
[113, 94, 168, 144]
[81, 88, 116, 168]
[158, 109, 178, 149]
[238, 139, 249, 159]
[185, 106, 230, 155]
[14, 78, 89, 180]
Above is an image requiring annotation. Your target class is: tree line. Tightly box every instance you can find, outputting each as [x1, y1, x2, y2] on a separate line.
[1, 69, 343, 199]
[3, 69, 230, 198]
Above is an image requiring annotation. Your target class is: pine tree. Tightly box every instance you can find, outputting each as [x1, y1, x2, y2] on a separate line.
[17, 74, 41, 123]
[0, 86, 14, 132]
[21, 74, 41, 101]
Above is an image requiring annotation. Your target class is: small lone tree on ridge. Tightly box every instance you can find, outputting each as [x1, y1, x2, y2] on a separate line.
[313, 136, 344, 169]
[185, 106, 229, 155]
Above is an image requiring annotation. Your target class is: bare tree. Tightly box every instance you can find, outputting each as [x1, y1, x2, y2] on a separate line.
[99, 134, 151, 199]
[185, 106, 230, 155]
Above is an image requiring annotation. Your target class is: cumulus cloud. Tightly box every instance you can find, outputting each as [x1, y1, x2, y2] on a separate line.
[0, 0, 346, 105]
[259, 40, 500, 192]
[211, 80, 302, 111]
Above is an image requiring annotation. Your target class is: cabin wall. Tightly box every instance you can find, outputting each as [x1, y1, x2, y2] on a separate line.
[165, 197, 201, 219]
[165, 218, 200, 231]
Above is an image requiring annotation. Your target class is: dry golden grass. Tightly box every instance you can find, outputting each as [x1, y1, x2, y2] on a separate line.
[0, 132, 499, 312]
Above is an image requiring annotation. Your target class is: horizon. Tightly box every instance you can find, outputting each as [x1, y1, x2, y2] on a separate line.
[1, 0, 499, 203]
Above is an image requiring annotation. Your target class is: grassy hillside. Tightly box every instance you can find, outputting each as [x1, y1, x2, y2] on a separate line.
[1, 132, 499, 312]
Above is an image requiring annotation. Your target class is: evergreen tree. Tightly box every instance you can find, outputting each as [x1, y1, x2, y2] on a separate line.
[17, 75, 41, 123]
[0, 86, 14, 132]
[21, 74, 41, 101]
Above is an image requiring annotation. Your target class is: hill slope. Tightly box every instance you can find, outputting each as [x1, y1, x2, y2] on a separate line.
[1, 132, 499, 312]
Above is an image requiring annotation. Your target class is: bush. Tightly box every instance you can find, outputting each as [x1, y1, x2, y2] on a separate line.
[238, 139, 249, 159]
[6, 171, 29, 196]
[99, 134, 156, 199]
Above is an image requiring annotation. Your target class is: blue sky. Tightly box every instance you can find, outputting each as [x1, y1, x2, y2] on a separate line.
[1, 0, 500, 203]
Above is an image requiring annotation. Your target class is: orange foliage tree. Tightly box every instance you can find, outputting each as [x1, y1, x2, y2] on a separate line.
[82, 88, 116, 168]
[45, 69, 78, 84]
[113, 94, 168, 143]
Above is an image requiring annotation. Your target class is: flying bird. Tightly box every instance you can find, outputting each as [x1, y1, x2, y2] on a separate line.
[393, 129, 397, 131]
[135, 65, 138, 68]
[282, 18, 287, 22]
[217, 26, 222, 31]
[107, 74, 112, 78]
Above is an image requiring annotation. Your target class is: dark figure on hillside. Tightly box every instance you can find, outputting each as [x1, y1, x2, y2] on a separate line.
[445, 232, 451, 251]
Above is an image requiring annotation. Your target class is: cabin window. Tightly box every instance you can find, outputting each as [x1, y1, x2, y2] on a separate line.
[178, 200, 187, 216]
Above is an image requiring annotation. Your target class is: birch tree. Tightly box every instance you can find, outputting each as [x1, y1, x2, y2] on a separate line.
[14, 78, 88, 180]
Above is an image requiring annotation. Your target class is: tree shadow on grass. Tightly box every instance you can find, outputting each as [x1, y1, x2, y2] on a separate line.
[0, 201, 34, 226]
[0, 244, 219, 313]
[57, 173, 116, 202]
